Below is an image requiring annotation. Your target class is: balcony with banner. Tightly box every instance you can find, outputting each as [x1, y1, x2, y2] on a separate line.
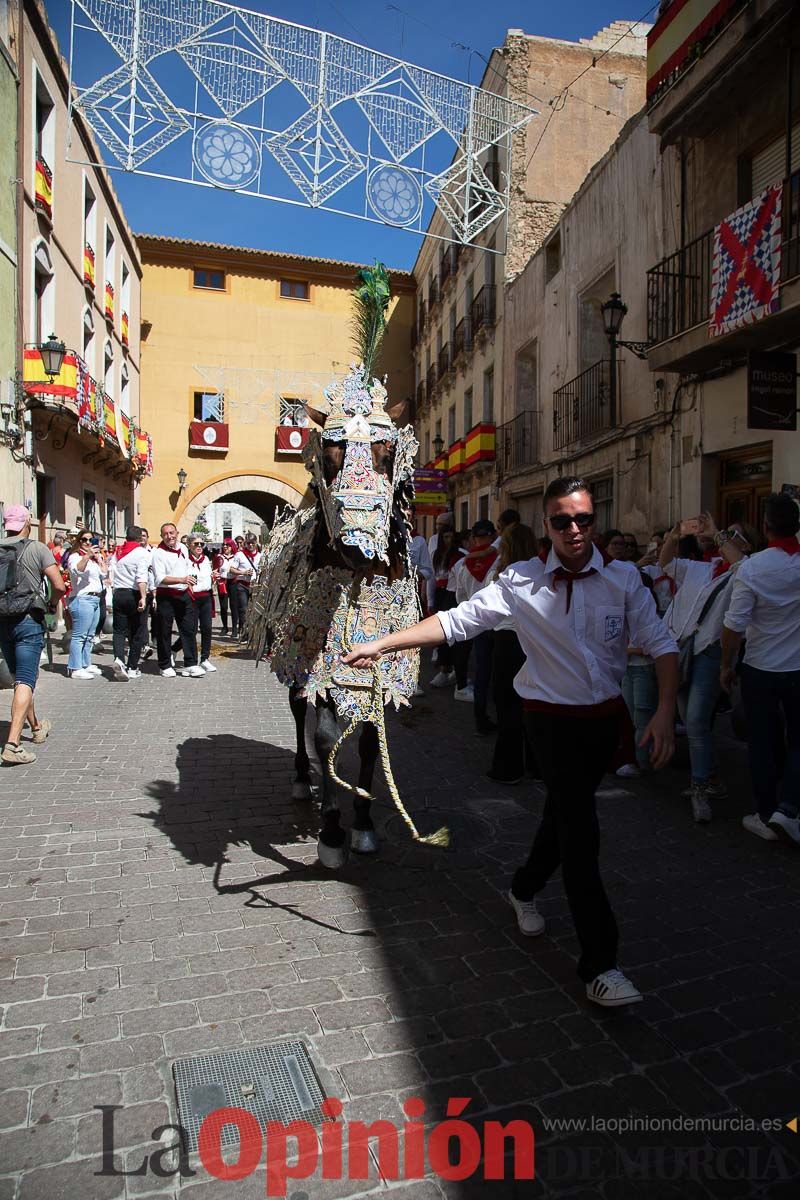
[646, 169, 800, 372]
[83, 244, 95, 291]
[34, 156, 52, 222]
[646, 0, 783, 140]
[22, 346, 153, 477]
[553, 361, 613, 451]
[463, 422, 496, 468]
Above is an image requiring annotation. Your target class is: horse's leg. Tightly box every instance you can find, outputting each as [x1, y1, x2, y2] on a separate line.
[351, 722, 379, 854]
[288, 687, 312, 801]
[314, 697, 347, 869]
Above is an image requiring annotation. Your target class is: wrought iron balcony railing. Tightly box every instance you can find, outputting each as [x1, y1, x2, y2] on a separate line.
[497, 410, 537, 479]
[553, 360, 612, 450]
[452, 316, 473, 362]
[471, 285, 497, 336]
[437, 344, 451, 381]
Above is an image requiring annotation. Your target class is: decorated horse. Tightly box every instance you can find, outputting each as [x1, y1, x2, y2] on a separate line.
[248, 264, 445, 868]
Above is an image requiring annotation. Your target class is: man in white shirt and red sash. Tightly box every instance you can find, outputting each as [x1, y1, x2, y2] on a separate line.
[721, 492, 800, 845]
[150, 523, 204, 678]
[343, 477, 679, 1006]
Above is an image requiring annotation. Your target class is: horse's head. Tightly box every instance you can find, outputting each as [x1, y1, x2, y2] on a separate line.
[304, 366, 415, 569]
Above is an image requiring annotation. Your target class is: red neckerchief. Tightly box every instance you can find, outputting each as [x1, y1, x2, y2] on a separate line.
[552, 566, 597, 612]
[538, 548, 548, 563]
[654, 573, 678, 595]
[190, 551, 206, 565]
[464, 547, 498, 582]
[116, 540, 140, 560]
[158, 541, 184, 555]
[711, 559, 731, 580]
[769, 537, 800, 555]
[243, 548, 258, 561]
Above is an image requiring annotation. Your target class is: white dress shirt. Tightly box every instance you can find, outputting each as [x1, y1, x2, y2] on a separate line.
[151, 544, 190, 592]
[662, 557, 740, 654]
[188, 554, 213, 592]
[723, 545, 800, 672]
[229, 550, 256, 581]
[66, 554, 105, 598]
[112, 546, 151, 590]
[437, 546, 677, 705]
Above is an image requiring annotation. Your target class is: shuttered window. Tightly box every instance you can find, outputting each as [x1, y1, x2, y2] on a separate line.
[751, 122, 800, 196]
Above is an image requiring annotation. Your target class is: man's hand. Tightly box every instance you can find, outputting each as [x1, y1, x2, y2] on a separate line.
[640, 708, 675, 770]
[720, 665, 736, 694]
[341, 638, 387, 669]
[137, 598, 146, 612]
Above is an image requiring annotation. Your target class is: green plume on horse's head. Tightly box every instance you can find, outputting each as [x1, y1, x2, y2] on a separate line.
[351, 260, 391, 381]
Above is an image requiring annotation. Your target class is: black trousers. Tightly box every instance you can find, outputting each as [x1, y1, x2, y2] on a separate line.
[740, 663, 800, 822]
[156, 593, 197, 668]
[112, 588, 147, 669]
[95, 591, 107, 637]
[229, 581, 250, 635]
[490, 630, 530, 778]
[513, 709, 622, 982]
[217, 587, 229, 631]
[193, 593, 213, 663]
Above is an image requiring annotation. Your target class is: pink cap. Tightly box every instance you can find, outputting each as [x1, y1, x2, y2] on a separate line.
[3, 504, 30, 533]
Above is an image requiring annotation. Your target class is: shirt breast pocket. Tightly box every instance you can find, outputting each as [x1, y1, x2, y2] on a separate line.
[596, 606, 625, 645]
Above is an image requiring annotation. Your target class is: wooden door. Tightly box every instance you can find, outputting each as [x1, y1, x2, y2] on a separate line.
[718, 444, 773, 530]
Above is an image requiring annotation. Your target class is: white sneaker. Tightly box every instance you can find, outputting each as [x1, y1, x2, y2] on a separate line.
[742, 813, 778, 842]
[85, 664, 103, 676]
[508, 891, 545, 937]
[92, 636, 101, 647]
[767, 811, 800, 846]
[69, 668, 95, 679]
[180, 665, 205, 678]
[113, 659, 129, 681]
[126, 669, 142, 679]
[586, 968, 643, 1007]
[200, 659, 217, 673]
[430, 670, 456, 688]
[160, 667, 177, 678]
[454, 684, 474, 702]
[616, 763, 641, 778]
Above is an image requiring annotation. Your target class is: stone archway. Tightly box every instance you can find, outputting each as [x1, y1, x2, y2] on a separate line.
[176, 473, 305, 531]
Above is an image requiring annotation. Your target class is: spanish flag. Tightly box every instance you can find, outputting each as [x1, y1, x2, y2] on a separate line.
[447, 439, 465, 476]
[121, 311, 129, 347]
[464, 423, 496, 466]
[104, 282, 115, 322]
[23, 349, 78, 400]
[35, 158, 52, 220]
[103, 393, 118, 443]
[83, 244, 95, 289]
[647, 0, 736, 99]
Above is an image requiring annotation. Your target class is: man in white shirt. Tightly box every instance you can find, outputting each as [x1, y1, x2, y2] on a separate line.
[110, 525, 151, 681]
[343, 476, 678, 1007]
[150, 523, 204, 678]
[721, 492, 800, 844]
[448, 518, 498, 728]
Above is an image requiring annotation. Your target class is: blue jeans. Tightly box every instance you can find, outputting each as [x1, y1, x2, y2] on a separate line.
[621, 663, 658, 769]
[677, 642, 722, 784]
[68, 593, 100, 670]
[740, 664, 800, 822]
[0, 613, 45, 690]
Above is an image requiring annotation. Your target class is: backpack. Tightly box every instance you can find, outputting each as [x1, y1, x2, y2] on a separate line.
[0, 539, 43, 617]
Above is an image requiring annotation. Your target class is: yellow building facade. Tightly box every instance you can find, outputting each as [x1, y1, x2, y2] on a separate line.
[137, 237, 415, 538]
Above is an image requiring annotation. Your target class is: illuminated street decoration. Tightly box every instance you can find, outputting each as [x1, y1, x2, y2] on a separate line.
[68, 0, 537, 245]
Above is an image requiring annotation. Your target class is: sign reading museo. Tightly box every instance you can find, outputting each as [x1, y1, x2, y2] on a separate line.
[747, 352, 797, 431]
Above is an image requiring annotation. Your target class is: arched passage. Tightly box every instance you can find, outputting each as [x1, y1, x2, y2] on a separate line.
[176, 473, 305, 532]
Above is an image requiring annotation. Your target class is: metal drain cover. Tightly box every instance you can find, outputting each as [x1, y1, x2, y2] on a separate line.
[173, 1041, 327, 1151]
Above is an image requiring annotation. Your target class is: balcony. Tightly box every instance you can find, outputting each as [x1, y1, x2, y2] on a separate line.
[497, 410, 537, 480]
[22, 346, 153, 476]
[429, 277, 440, 311]
[452, 315, 473, 363]
[464, 421, 496, 468]
[647, 167, 800, 371]
[647, 0, 790, 141]
[439, 250, 452, 291]
[426, 363, 438, 397]
[437, 343, 451, 383]
[416, 380, 426, 411]
[553, 361, 612, 451]
[417, 300, 427, 337]
[274, 425, 309, 457]
[34, 156, 52, 222]
[471, 285, 497, 339]
[83, 243, 95, 292]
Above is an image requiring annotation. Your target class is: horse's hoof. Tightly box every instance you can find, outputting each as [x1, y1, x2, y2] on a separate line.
[291, 780, 312, 801]
[351, 828, 379, 854]
[317, 839, 347, 870]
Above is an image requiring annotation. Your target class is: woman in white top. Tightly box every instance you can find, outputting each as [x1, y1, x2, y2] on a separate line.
[658, 513, 760, 820]
[63, 532, 106, 678]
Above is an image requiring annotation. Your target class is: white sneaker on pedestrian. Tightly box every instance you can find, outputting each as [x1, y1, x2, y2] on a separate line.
[742, 813, 778, 842]
[767, 811, 800, 846]
[92, 636, 101, 646]
[113, 659, 129, 681]
[85, 664, 102, 676]
[180, 665, 205, 678]
[688, 784, 712, 824]
[200, 659, 217, 673]
[126, 669, 142, 680]
[69, 668, 95, 679]
[430, 670, 456, 688]
[616, 763, 641, 778]
[508, 891, 545, 936]
[454, 684, 474, 702]
[160, 667, 177, 678]
[586, 968, 643, 1007]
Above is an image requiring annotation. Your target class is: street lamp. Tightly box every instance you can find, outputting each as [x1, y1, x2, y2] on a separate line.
[433, 433, 444, 458]
[600, 293, 653, 427]
[177, 467, 188, 493]
[39, 332, 66, 381]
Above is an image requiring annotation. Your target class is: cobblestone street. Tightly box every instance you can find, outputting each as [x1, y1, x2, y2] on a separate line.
[1, 634, 799, 1200]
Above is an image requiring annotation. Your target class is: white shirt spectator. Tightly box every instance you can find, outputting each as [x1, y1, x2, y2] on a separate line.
[448, 551, 498, 604]
[437, 545, 677, 705]
[229, 550, 257, 581]
[112, 546, 151, 591]
[661, 558, 740, 654]
[723, 546, 800, 672]
[66, 553, 105, 597]
[188, 555, 213, 592]
[410, 534, 433, 581]
[151, 543, 190, 592]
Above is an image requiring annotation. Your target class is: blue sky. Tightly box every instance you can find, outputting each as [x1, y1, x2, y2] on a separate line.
[48, 0, 653, 270]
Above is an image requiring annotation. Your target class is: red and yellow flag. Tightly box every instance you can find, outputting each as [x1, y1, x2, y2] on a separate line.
[23, 349, 77, 400]
[103, 393, 118, 443]
[121, 311, 129, 347]
[35, 158, 52, 220]
[83, 244, 95, 289]
[104, 282, 115, 322]
[464, 422, 496, 466]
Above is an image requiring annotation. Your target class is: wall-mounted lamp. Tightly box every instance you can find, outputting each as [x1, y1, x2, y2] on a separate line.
[433, 433, 444, 457]
[40, 332, 67, 381]
[177, 467, 188, 493]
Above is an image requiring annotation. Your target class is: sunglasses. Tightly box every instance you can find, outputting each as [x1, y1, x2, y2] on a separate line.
[548, 512, 596, 532]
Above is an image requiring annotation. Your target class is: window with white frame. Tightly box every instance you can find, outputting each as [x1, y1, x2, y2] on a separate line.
[83, 179, 97, 285]
[591, 475, 614, 532]
[194, 390, 224, 421]
[34, 70, 55, 195]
